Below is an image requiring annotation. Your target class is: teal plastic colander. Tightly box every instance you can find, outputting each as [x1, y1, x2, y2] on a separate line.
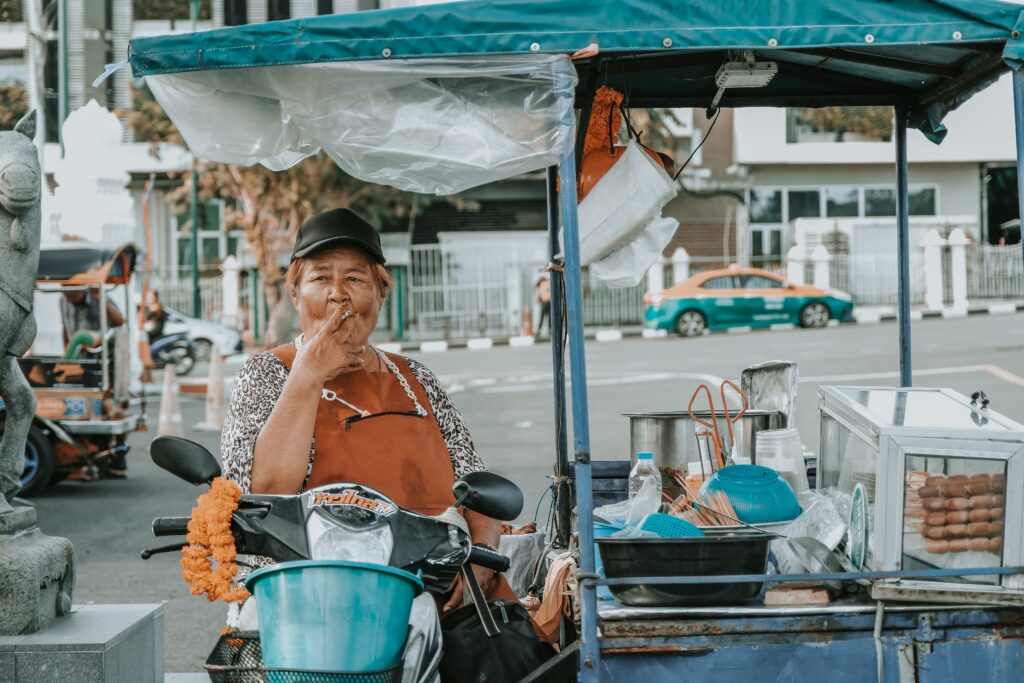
[639, 513, 705, 538]
[699, 464, 802, 524]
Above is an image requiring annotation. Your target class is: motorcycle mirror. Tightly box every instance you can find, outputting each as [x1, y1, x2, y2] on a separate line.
[452, 471, 524, 521]
[150, 435, 222, 486]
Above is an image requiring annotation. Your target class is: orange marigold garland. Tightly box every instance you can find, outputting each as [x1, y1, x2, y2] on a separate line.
[181, 476, 250, 603]
[582, 86, 624, 159]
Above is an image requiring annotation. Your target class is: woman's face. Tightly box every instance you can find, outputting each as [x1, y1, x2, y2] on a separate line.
[292, 246, 382, 344]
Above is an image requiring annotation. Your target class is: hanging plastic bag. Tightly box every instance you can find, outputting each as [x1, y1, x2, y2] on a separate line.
[589, 214, 679, 288]
[575, 140, 678, 265]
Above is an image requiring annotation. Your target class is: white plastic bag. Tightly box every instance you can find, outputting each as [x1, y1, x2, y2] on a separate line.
[593, 478, 662, 528]
[589, 214, 679, 288]
[575, 141, 678, 265]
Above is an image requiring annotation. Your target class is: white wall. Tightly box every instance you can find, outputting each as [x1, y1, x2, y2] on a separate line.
[735, 73, 1017, 166]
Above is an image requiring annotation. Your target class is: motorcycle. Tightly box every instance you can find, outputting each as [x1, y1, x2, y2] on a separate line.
[149, 332, 197, 377]
[143, 435, 525, 682]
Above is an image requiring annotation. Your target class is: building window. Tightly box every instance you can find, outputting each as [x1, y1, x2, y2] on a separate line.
[788, 190, 822, 220]
[224, 0, 248, 25]
[826, 187, 859, 218]
[268, 0, 290, 20]
[786, 106, 894, 143]
[133, 1, 212, 20]
[750, 189, 783, 224]
[864, 187, 937, 217]
[0, 0, 22, 22]
[318, 0, 333, 13]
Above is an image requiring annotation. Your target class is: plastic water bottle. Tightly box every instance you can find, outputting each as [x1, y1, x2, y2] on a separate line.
[628, 452, 662, 499]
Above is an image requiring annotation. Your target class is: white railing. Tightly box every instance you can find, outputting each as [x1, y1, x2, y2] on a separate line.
[150, 269, 225, 321]
[966, 243, 1024, 301]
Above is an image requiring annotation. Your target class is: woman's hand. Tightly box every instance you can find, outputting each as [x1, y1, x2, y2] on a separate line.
[292, 306, 369, 386]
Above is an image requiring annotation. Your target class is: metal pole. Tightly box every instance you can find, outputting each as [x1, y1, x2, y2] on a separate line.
[545, 166, 570, 548]
[99, 286, 109, 391]
[1013, 68, 1024, 272]
[557, 103, 599, 678]
[189, 0, 202, 318]
[895, 103, 912, 388]
[57, 0, 67, 153]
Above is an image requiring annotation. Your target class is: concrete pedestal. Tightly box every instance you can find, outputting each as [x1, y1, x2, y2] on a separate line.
[0, 603, 164, 683]
[0, 506, 75, 634]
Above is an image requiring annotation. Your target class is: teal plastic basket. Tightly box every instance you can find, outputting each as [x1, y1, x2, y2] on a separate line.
[699, 464, 802, 524]
[245, 560, 423, 674]
[638, 513, 705, 538]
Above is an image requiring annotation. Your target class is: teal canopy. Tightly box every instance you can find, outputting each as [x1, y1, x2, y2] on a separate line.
[128, 0, 1024, 142]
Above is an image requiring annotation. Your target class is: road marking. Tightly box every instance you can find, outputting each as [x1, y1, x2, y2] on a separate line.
[799, 364, 1024, 389]
[982, 364, 1024, 388]
[800, 365, 987, 383]
[479, 371, 725, 394]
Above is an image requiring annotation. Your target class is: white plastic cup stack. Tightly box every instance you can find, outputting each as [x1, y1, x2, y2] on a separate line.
[756, 428, 809, 496]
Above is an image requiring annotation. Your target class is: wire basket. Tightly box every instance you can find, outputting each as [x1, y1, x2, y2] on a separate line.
[699, 464, 802, 524]
[205, 631, 402, 683]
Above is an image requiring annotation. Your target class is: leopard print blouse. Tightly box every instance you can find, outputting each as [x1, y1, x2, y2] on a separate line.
[220, 345, 487, 495]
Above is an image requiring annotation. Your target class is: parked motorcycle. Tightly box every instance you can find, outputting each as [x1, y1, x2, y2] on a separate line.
[149, 332, 197, 377]
[143, 436, 525, 682]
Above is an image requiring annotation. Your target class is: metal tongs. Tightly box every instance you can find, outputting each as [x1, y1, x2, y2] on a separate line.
[687, 380, 750, 469]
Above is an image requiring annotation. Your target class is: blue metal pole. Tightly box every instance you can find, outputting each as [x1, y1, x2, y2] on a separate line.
[895, 104, 912, 388]
[557, 108, 599, 678]
[546, 166, 571, 549]
[1014, 69, 1024, 273]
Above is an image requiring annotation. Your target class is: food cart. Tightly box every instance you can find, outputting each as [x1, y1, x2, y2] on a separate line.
[126, 0, 1024, 679]
[8, 242, 145, 493]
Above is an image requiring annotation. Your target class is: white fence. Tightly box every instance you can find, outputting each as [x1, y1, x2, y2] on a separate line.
[404, 244, 648, 339]
[966, 243, 1024, 301]
[151, 269, 225, 320]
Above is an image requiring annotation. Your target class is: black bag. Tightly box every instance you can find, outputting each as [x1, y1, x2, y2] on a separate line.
[439, 599, 555, 683]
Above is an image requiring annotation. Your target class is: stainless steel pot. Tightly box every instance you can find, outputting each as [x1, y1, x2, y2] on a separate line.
[625, 409, 784, 492]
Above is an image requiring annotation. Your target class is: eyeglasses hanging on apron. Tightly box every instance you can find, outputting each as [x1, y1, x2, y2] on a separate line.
[317, 349, 429, 430]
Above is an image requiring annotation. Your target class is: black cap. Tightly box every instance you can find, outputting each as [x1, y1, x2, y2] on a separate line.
[290, 208, 385, 264]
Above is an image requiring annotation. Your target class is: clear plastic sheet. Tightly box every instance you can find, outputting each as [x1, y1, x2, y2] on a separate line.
[145, 55, 577, 195]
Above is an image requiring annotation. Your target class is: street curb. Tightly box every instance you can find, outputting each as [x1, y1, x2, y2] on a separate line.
[364, 301, 1023, 354]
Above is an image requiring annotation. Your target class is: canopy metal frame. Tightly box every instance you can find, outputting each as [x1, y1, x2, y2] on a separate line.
[546, 59, 1024, 680]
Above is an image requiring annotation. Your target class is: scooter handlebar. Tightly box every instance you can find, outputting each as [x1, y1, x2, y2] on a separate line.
[152, 517, 191, 536]
[467, 545, 511, 573]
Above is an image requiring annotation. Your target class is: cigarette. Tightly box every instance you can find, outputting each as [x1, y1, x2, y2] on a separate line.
[341, 310, 353, 320]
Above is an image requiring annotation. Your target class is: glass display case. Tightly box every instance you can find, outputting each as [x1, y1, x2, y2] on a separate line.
[819, 386, 1024, 602]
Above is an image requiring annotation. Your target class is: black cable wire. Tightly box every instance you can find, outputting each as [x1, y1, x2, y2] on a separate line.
[673, 108, 722, 182]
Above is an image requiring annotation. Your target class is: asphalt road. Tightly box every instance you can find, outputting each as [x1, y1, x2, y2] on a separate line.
[31, 312, 1024, 673]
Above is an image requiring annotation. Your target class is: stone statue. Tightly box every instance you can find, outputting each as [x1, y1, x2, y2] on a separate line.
[0, 110, 75, 635]
[0, 110, 41, 512]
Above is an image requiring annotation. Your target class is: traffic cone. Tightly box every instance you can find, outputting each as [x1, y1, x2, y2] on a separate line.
[157, 364, 183, 437]
[195, 352, 226, 432]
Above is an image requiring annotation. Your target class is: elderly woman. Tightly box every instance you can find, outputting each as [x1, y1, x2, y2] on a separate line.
[222, 208, 518, 682]
[221, 208, 508, 615]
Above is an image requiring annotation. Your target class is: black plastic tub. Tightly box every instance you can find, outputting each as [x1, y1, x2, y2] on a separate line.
[596, 533, 777, 607]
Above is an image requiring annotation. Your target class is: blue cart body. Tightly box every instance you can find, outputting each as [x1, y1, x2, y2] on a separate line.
[598, 605, 1024, 682]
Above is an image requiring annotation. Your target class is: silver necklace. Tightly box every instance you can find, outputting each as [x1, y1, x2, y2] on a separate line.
[294, 335, 427, 419]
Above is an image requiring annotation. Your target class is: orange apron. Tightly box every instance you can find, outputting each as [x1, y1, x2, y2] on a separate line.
[270, 343, 516, 603]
